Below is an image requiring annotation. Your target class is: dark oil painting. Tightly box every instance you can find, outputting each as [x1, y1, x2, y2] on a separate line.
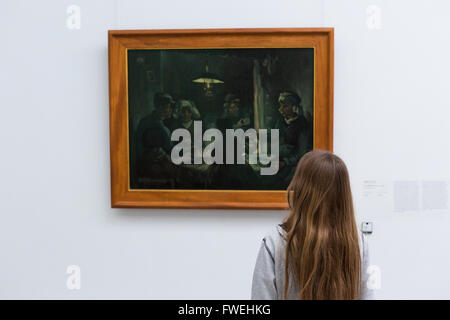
[127, 48, 314, 190]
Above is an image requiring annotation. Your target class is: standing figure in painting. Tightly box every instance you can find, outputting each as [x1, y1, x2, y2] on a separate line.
[135, 92, 178, 188]
[269, 91, 313, 189]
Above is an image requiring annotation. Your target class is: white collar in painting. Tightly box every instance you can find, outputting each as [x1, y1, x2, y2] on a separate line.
[284, 115, 298, 125]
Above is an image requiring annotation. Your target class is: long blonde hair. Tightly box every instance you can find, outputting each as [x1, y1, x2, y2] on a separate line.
[281, 150, 361, 299]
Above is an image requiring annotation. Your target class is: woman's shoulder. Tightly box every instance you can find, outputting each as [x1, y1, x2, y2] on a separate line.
[261, 224, 287, 254]
[263, 224, 367, 258]
[262, 223, 286, 240]
[261, 223, 367, 255]
[275, 224, 287, 241]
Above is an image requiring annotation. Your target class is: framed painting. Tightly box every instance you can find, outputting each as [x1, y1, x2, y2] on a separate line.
[108, 28, 334, 209]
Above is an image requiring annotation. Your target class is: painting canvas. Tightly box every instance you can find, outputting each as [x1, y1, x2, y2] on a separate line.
[128, 48, 314, 191]
[108, 28, 333, 209]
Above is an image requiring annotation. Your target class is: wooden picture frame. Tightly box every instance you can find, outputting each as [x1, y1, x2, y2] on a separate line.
[108, 28, 334, 209]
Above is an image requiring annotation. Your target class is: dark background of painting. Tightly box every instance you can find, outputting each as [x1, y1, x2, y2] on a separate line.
[127, 48, 314, 190]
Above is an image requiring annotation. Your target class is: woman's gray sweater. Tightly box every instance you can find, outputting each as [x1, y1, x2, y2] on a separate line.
[251, 224, 375, 300]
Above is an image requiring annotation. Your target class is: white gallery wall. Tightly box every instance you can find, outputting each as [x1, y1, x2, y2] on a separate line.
[1, 0, 449, 299]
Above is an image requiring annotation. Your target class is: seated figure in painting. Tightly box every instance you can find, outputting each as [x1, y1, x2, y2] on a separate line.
[176, 99, 201, 137]
[163, 98, 179, 133]
[135, 92, 178, 188]
[216, 93, 251, 133]
[266, 91, 313, 189]
[207, 93, 259, 190]
[171, 99, 208, 188]
[176, 99, 204, 163]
